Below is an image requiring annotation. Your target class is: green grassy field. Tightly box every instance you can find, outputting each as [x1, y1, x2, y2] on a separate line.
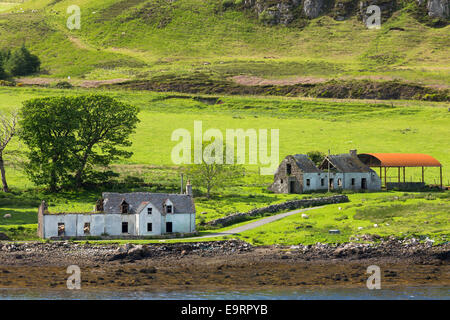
[0, 0, 448, 86]
[234, 192, 450, 245]
[0, 85, 448, 243]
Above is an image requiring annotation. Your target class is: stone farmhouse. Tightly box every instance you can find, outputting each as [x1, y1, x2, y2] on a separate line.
[38, 183, 196, 239]
[269, 150, 381, 193]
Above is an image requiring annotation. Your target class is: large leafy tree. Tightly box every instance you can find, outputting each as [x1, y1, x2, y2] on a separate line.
[72, 95, 140, 187]
[20, 97, 79, 191]
[19, 95, 140, 191]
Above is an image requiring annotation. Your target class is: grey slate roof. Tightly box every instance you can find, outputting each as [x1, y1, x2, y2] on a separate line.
[319, 154, 373, 173]
[292, 154, 322, 173]
[102, 192, 195, 214]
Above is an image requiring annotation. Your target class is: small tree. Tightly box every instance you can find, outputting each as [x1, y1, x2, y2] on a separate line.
[186, 141, 245, 198]
[307, 150, 326, 166]
[0, 111, 18, 192]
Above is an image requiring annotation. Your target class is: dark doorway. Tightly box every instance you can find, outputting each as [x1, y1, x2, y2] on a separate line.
[289, 181, 295, 193]
[166, 222, 173, 233]
[329, 178, 334, 190]
[122, 222, 128, 233]
[361, 178, 367, 190]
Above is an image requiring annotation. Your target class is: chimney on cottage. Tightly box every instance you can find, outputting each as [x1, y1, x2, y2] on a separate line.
[349, 149, 357, 157]
[95, 198, 104, 212]
[180, 173, 184, 194]
[186, 180, 193, 197]
[37, 201, 48, 238]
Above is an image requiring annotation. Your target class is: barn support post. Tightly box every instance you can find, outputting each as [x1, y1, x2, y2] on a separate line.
[422, 167, 424, 184]
[379, 166, 382, 184]
[403, 167, 406, 183]
[384, 167, 387, 188]
[398, 167, 400, 183]
[440, 166, 443, 189]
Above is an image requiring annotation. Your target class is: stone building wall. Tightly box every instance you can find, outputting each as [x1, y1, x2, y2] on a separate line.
[270, 155, 307, 193]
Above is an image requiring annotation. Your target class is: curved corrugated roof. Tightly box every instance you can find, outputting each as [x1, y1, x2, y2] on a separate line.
[358, 153, 441, 167]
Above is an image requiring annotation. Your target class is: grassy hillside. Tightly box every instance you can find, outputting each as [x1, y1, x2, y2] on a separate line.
[0, 0, 448, 86]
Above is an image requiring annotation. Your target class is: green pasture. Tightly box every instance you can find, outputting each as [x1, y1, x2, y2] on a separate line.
[0, 85, 448, 242]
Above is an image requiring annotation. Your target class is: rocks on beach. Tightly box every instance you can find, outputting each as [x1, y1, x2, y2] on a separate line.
[0, 238, 448, 265]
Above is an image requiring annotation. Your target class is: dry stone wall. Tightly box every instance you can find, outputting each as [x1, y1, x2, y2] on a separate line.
[207, 194, 349, 227]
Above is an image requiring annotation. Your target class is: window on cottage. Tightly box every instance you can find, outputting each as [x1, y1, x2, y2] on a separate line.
[166, 205, 173, 214]
[58, 223, 65, 237]
[351, 178, 355, 186]
[147, 207, 152, 214]
[166, 222, 173, 233]
[338, 178, 342, 187]
[147, 223, 152, 232]
[280, 179, 283, 184]
[321, 178, 325, 186]
[122, 222, 128, 233]
[121, 201, 129, 214]
[84, 223, 90, 235]
[306, 179, 311, 186]
[286, 164, 292, 175]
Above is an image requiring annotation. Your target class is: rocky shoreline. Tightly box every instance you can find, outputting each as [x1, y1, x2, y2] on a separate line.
[0, 240, 448, 291]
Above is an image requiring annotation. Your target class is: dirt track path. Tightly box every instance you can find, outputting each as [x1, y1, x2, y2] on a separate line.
[191, 206, 324, 239]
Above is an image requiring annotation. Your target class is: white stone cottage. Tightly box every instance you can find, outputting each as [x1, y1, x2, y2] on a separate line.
[38, 184, 196, 239]
[269, 150, 381, 193]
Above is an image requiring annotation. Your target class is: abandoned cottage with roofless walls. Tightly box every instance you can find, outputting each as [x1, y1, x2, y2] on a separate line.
[37, 182, 196, 239]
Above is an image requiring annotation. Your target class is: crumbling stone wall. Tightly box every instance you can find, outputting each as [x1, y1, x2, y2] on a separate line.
[207, 194, 349, 226]
[269, 155, 305, 193]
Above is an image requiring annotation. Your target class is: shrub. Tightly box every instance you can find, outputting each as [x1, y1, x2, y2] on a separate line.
[0, 64, 6, 80]
[3, 45, 40, 76]
[307, 150, 326, 166]
[0, 80, 15, 87]
[222, 0, 234, 9]
[258, 10, 275, 25]
[54, 81, 73, 89]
